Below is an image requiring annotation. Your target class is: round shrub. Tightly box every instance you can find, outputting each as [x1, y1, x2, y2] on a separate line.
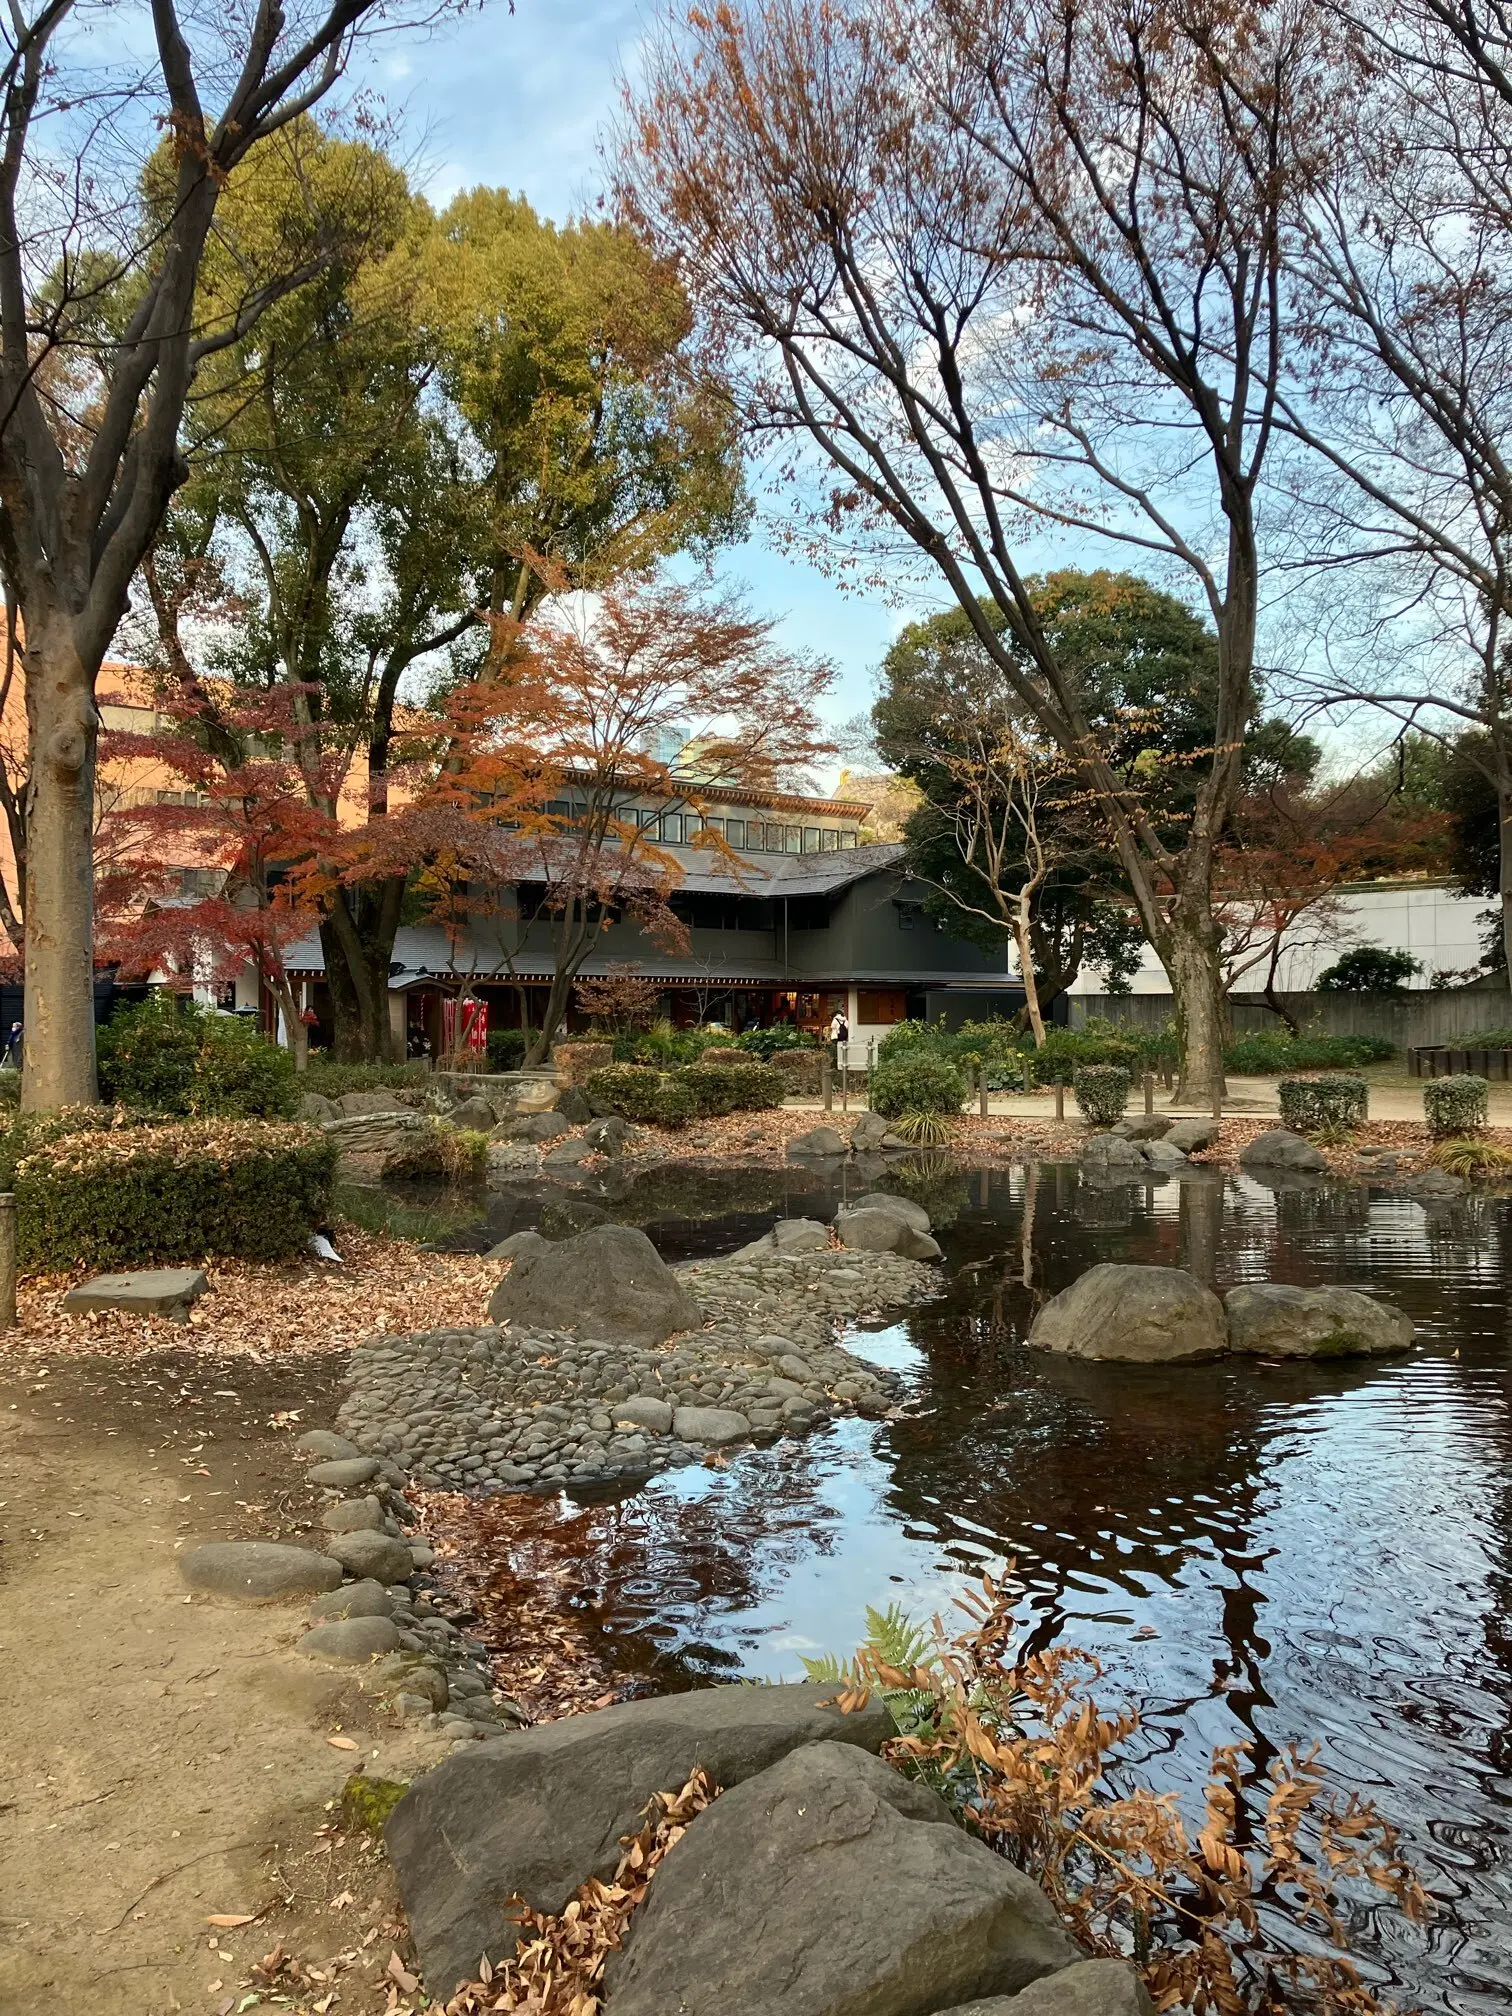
[733, 1024, 818, 1060]
[681, 1059, 787, 1115]
[98, 993, 297, 1119]
[485, 1028, 533, 1072]
[583, 1063, 697, 1127]
[869, 1051, 966, 1120]
[1073, 1064, 1130, 1128]
[1277, 1075, 1369, 1135]
[1424, 1074, 1489, 1139]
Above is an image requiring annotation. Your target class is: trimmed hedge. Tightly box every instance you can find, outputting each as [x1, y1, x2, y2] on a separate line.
[1277, 1075, 1368, 1134]
[98, 994, 298, 1119]
[869, 1051, 966, 1119]
[13, 1118, 337, 1272]
[303, 1059, 436, 1100]
[732, 1025, 820, 1061]
[1224, 1032, 1395, 1073]
[681, 1059, 787, 1115]
[1073, 1064, 1130, 1127]
[584, 1059, 783, 1125]
[1424, 1074, 1489, 1139]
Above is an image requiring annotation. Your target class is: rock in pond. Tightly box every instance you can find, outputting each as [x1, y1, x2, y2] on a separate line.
[63, 1267, 208, 1321]
[605, 1741, 1079, 2016]
[323, 1529, 416, 1585]
[787, 1125, 849, 1160]
[1028, 1264, 1227, 1364]
[772, 1216, 831, 1255]
[486, 1223, 700, 1348]
[1239, 1128, 1327, 1173]
[385, 1681, 894, 1995]
[494, 1111, 570, 1145]
[1165, 1117, 1218, 1153]
[1079, 1133, 1144, 1172]
[484, 1229, 551, 1266]
[673, 1405, 751, 1444]
[849, 1111, 892, 1150]
[851, 1192, 931, 1233]
[1139, 1138, 1189, 1169]
[537, 1197, 609, 1239]
[297, 1615, 404, 1662]
[1224, 1282, 1413, 1358]
[834, 1205, 940, 1261]
[936, 1959, 1156, 2016]
[180, 1540, 341, 1603]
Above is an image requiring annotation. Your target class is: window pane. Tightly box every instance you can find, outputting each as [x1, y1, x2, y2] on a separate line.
[820, 827, 838, 850]
[725, 818, 745, 848]
[784, 825, 802, 853]
[803, 827, 821, 852]
[661, 813, 685, 843]
[837, 829, 856, 849]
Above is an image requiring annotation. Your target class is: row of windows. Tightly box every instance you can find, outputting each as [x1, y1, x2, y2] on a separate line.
[640, 811, 859, 854]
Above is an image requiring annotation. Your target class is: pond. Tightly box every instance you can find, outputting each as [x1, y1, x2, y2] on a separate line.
[348, 1158, 1512, 2013]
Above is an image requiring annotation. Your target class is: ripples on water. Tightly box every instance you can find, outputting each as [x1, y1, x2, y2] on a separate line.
[434, 1158, 1512, 2012]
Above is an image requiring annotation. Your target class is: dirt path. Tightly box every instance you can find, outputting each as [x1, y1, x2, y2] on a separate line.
[0, 1349, 441, 2015]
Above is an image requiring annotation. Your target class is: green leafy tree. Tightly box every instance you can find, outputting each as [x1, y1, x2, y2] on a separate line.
[1315, 947, 1423, 994]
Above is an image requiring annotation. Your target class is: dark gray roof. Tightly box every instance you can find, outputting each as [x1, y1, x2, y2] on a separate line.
[667, 840, 906, 897]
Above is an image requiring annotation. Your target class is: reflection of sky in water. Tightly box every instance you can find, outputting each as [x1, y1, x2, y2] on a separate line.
[471, 1162, 1512, 2016]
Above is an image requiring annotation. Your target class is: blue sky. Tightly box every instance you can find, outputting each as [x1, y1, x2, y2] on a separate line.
[358, 0, 911, 735]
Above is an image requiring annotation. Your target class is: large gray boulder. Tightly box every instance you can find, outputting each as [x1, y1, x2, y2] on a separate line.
[386, 1682, 894, 1995]
[483, 1229, 552, 1267]
[1113, 1115, 1171, 1142]
[1138, 1138, 1189, 1170]
[1239, 1128, 1327, 1173]
[300, 1091, 337, 1123]
[788, 1125, 849, 1159]
[582, 1114, 631, 1154]
[487, 1223, 700, 1346]
[494, 1110, 570, 1145]
[1165, 1117, 1218, 1153]
[323, 1529, 416, 1584]
[834, 1204, 942, 1262]
[773, 1217, 831, 1255]
[606, 1742, 1079, 2016]
[537, 1197, 610, 1239]
[935, 1959, 1156, 2016]
[850, 1111, 892, 1150]
[1028, 1264, 1227, 1363]
[179, 1540, 341, 1603]
[336, 1088, 407, 1117]
[851, 1192, 931, 1234]
[1079, 1133, 1144, 1172]
[1224, 1282, 1414, 1358]
[449, 1094, 498, 1131]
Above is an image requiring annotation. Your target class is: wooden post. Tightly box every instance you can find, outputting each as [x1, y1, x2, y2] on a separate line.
[822, 1055, 833, 1112]
[1143, 1070, 1154, 1115]
[841, 1054, 849, 1111]
[1054, 1081, 1064, 1122]
[1211, 1083, 1224, 1122]
[0, 1191, 16, 1329]
[979, 1064, 989, 1118]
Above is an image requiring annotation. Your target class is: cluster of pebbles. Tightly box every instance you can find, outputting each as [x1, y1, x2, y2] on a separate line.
[289, 1428, 520, 1744]
[335, 1245, 938, 1495]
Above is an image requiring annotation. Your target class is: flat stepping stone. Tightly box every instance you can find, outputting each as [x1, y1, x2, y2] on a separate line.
[297, 1430, 361, 1460]
[64, 1267, 208, 1322]
[308, 1579, 393, 1623]
[307, 1456, 380, 1488]
[324, 1529, 416, 1584]
[180, 1540, 341, 1603]
[297, 1616, 404, 1661]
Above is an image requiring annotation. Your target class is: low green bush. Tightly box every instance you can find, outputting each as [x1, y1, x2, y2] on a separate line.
[485, 1028, 535, 1072]
[583, 1063, 699, 1126]
[733, 1024, 819, 1060]
[870, 1051, 966, 1119]
[1424, 1074, 1489, 1139]
[381, 1122, 490, 1183]
[14, 1118, 337, 1272]
[681, 1059, 787, 1115]
[1277, 1074, 1369, 1134]
[98, 993, 298, 1119]
[1073, 1064, 1130, 1127]
[1448, 1027, 1512, 1050]
[303, 1059, 437, 1100]
[1029, 1029, 1142, 1087]
[1223, 1032, 1395, 1073]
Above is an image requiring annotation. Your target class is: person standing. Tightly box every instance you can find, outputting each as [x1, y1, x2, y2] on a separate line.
[827, 1005, 849, 1069]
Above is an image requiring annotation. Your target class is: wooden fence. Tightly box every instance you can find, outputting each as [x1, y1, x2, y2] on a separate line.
[1066, 987, 1512, 1054]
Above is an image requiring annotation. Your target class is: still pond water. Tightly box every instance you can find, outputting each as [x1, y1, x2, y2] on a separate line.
[360, 1158, 1512, 2012]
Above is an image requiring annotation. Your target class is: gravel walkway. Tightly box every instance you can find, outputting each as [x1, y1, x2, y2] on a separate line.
[336, 1246, 937, 1493]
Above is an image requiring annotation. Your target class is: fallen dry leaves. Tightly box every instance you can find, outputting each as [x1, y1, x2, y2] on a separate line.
[1, 1226, 495, 1364]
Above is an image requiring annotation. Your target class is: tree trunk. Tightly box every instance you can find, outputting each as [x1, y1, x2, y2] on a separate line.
[1499, 773, 1512, 987]
[1160, 914, 1228, 1106]
[272, 971, 309, 1073]
[1013, 887, 1046, 1047]
[525, 967, 574, 1067]
[320, 881, 405, 1063]
[21, 627, 98, 1110]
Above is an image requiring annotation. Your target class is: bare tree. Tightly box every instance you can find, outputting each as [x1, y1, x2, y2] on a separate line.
[623, 0, 1329, 1098]
[0, 0, 479, 1108]
[1279, 0, 1512, 983]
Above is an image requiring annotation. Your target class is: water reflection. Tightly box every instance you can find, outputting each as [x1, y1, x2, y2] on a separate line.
[418, 1157, 1511, 2015]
